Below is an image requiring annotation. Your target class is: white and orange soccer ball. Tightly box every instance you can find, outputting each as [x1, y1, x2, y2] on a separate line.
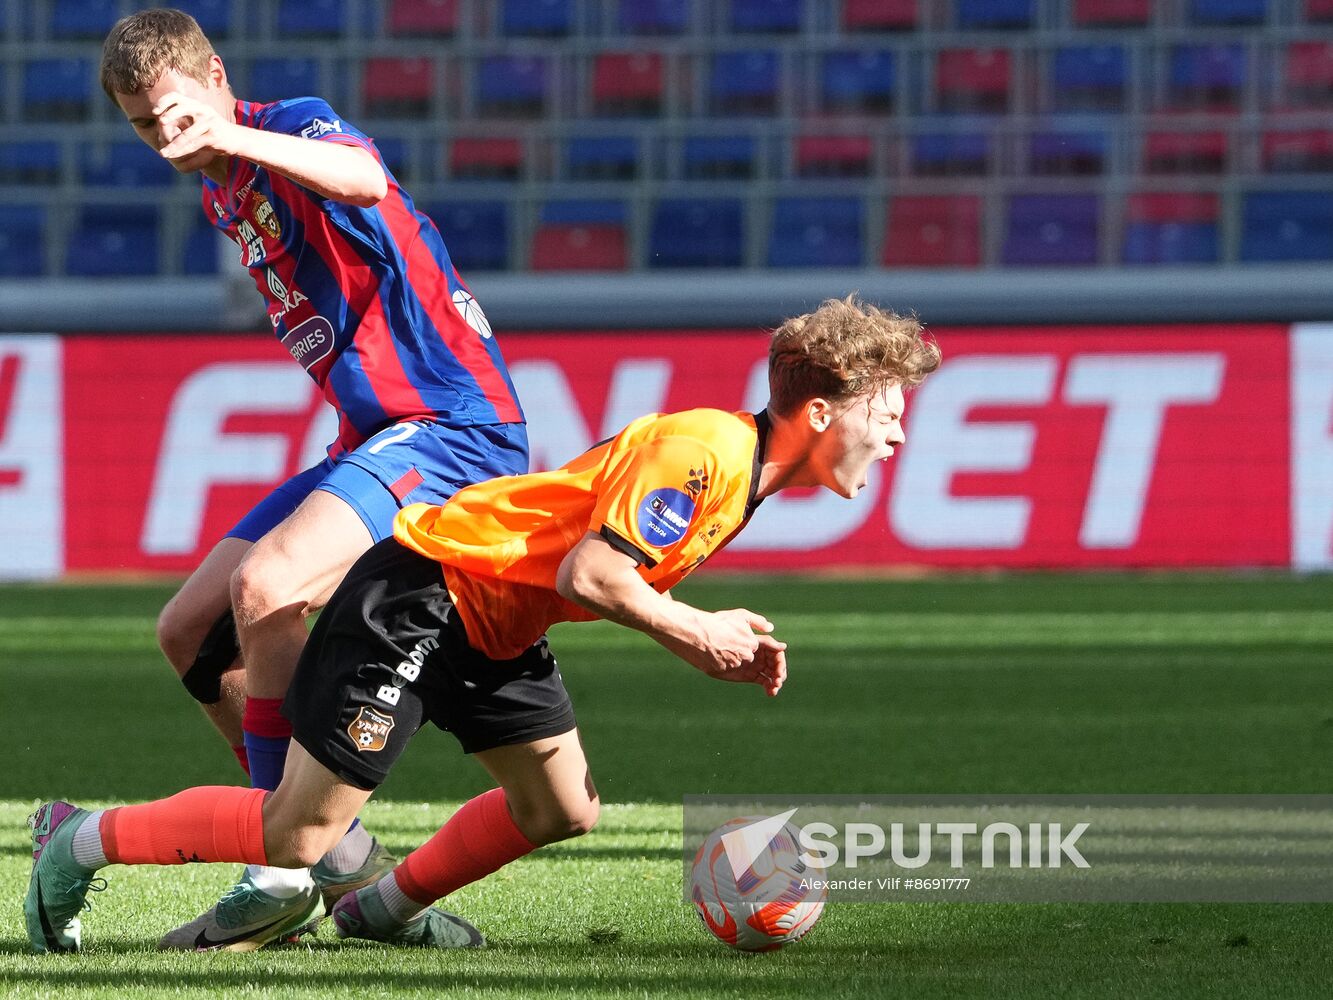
[689, 814, 827, 952]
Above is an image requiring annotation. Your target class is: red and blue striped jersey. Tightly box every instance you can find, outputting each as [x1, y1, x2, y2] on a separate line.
[200, 97, 523, 457]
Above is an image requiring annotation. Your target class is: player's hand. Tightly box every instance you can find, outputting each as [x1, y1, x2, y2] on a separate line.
[153, 91, 242, 170]
[691, 609, 788, 695]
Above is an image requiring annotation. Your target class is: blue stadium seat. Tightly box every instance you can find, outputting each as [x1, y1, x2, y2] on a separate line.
[957, 0, 1034, 28]
[372, 136, 410, 180]
[426, 201, 510, 270]
[182, 223, 222, 276]
[1241, 191, 1333, 261]
[249, 59, 322, 102]
[649, 198, 744, 267]
[1029, 131, 1108, 175]
[477, 56, 549, 117]
[503, 0, 572, 35]
[81, 141, 176, 188]
[278, 0, 346, 37]
[24, 58, 92, 122]
[50, 0, 119, 38]
[682, 135, 757, 179]
[174, 0, 234, 37]
[1002, 194, 1100, 266]
[66, 205, 160, 277]
[768, 197, 864, 268]
[1169, 43, 1247, 109]
[1052, 45, 1127, 112]
[566, 136, 640, 180]
[619, 0, 690, 34]
[710, 51, 781, 115]
[0, 141, 62, 184]
[1190, 0, 1267, 24]
[730, 0, 802, 32]
[0, 205, 46, 277]
[1122, 222, 1219, 264]
[911, 133, 989, 176]
[821, 51, 895, 114]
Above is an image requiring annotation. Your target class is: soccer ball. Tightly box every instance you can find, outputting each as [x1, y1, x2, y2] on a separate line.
[689, 815, 827, 952]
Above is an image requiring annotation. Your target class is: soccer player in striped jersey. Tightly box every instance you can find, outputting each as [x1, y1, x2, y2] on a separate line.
[96, 9, 527, 949]
[26, 297, 940, 953]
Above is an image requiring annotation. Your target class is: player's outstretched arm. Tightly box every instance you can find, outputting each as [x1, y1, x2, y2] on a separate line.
[556, 532, 787, 696]
[153, 91, 388, 206]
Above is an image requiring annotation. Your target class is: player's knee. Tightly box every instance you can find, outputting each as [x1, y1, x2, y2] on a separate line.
[523, 796, 600, 845]
[155, 603, 198, 677]
[229, 553, 284, 624]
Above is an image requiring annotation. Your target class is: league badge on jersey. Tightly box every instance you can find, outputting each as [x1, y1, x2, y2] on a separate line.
[348, 706, 395, 752]
[252, 194, 281, 240]
[638, 488, 696, 549]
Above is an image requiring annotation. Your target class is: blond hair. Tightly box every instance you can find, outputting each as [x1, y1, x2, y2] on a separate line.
[767, 295, 940, 415]
[100, 8, 216, 101]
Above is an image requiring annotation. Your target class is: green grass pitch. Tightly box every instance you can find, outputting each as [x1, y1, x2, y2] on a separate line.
[3, 573, 1333, 998]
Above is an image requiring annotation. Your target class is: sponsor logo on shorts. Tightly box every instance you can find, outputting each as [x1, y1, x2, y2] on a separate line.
[637, 487, 695, 549]
[348, 706, 395, 752]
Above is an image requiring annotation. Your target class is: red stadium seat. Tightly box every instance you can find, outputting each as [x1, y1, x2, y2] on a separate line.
[592, 52, 665, 116]
[1073, 0, 1151, 25]
[387, 0, 458, 36]
[935, 48, 1011, 113]
[362, 57, 434, 117]
[530, 224, 628, 270]
[449, 138, 524, 180]
[1306, 0, 1333, 22]
[1143, 128, 1229, 173]
[883, 195, 981, 267]
[1262, 128, 1333, 172]
[1285, 41, 1333, 106]
[842, 0, 917, 31]
[1125, 192, 1219, 224]
[795, 135, 873, 177]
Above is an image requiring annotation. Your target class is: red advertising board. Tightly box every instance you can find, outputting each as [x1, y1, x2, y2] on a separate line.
[40, 324, 1310, 575]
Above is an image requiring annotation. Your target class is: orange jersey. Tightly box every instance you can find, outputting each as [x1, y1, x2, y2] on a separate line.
[393, 408, 769, 659]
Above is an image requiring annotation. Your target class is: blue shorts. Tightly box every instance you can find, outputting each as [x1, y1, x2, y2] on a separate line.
[226, 420, 528, 544]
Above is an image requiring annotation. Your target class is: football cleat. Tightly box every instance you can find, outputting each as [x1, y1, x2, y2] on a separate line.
[332, 884, 485, 949]
[25, 801, 106, 954]
[157, 870, 324, 952]
[311, 837, 399, 914]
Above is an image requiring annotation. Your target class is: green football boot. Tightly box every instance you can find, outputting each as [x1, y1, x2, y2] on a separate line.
[25, 801, 105, 954]
[332, 883, 485, 949]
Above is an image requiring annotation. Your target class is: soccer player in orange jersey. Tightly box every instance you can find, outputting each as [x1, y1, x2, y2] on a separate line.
[25, 297, 939, 953]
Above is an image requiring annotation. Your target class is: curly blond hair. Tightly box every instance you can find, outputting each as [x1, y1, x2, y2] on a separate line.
[768, 295, 940, 415]
[100, 8, 216, 102]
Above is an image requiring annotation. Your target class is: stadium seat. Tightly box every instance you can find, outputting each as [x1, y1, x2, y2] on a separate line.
[648, 198, 744, 267]
[1308, 0, 1333, 22]
[0, 205, 46, 277]
[843, 0, 918, 31]
[1002, 194, 1100, 266]
[50, 0, 119, 39]
[1262, 129, 1333, 172]
[1029, 130, 1108, 175]
[502, 0, 573, 36]
[936, 49, 1011, 114]
[1073, 0, 1151, 25]
[530, 201, 628, 271]
[768, 197, 864, 268]
[1240, 191, 1333, 261]
[566, 136, 640, 180]
[477, 55, 549, 118]
[910, 132, 990, 176]
[173, 0, 234, 37]
[1143, 128, 1228, 173]
[1284, 41, 1333, 107]
[957, 0, 1033, 29]
[709, 51, 781, 115]
[182, 223, 221, 276]
[883, 195, 982, 267]
[23, 58, 92, 122]
[426, 201, 510, 270]
[371, 135, 410, 180]
[730, 0, 802, 33]
[387, 0, 458, 36]
[1189, 0, 1267, 24]
[250, 59, 322, 102]
[619, 0, 690, 34]
[362, 57, 434, 118]
[0, 141, 61, 184]
[450, 138, 524, 181]
[1168, 44, 1247, 111]
[66, 205, 160, 277]
[1121, 193, 1220, 264]
[277, 0, 346, 37]
[681, 135, 757, 179]
[80, 141, 176, 188]
[821, 50, 896, 114]
[795, 135, 873, 178]
[1051, 45, 1127, 112]
[592, 53, 664, 116]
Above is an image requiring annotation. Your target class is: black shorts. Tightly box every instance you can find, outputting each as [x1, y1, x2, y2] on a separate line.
[284, 537, 577, 791]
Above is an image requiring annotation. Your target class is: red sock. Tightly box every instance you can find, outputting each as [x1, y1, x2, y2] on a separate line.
[231, 744, 251, 776]
[394, 789, 536, 906]
[242, 696, 292, 738]
[100, 786, 268, 867]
